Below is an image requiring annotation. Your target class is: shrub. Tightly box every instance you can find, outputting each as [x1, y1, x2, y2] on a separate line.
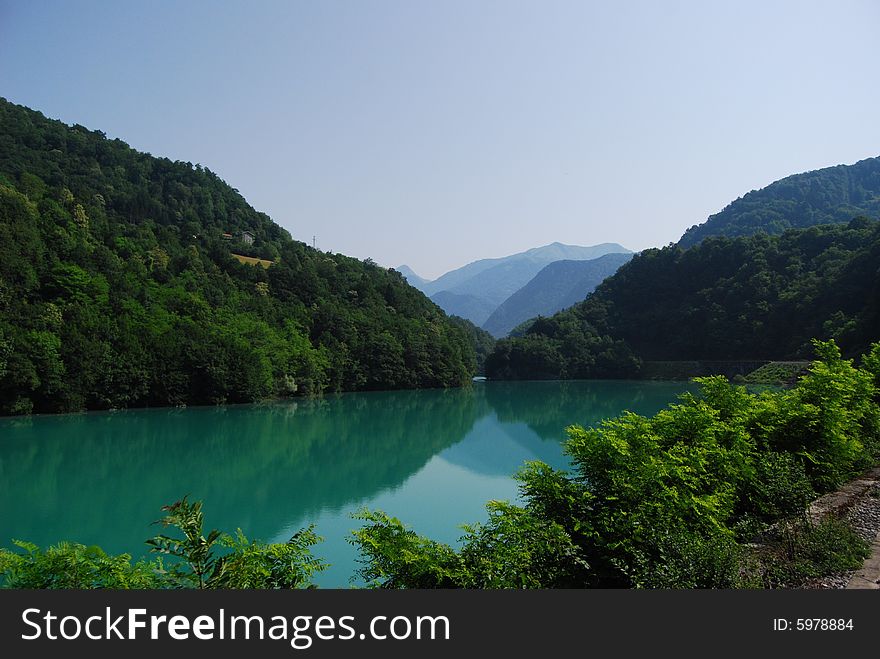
[1, 498, 326, 590]
[0, 540, 165, 589]
[352, 339, 880, 589]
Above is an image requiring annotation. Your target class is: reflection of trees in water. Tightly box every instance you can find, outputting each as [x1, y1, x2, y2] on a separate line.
[0, 388, 484, 555]
[0, 382, 696, 557]
[483, 380, 699, 440]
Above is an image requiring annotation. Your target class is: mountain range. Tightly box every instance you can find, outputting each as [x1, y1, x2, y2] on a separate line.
[487, 154, 880, 381]
[399, 155, 880, 340]
[481, 253, 634, 337]
[398, 242, 632, 329]
[394, 264, 429, 289]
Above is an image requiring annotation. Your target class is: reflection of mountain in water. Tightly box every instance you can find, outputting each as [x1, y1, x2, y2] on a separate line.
[440, 381, 698, 480]
[0, 388, 484, 555]
[439, 416, 569, 478]
[483, 380, 700, 440]
[0, 380, 697, 566]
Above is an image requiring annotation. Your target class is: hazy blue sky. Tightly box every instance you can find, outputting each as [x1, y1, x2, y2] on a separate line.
[2, 1, 879, 278]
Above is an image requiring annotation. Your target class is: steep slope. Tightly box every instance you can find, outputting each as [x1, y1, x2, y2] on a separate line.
[426, 242, 631, 325]
[445, 315, 496, 375]
[679, 156, 880, 247]
[486, 219, 880, 380]
[395, 264, 429, 291]
[482, 253, 634, 337]
[0, 98, 476, 414]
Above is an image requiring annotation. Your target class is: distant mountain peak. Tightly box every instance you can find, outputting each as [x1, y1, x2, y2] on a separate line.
[424, 242, 632, 325]
[525, 241, 629, 252]
[395, 264, 430, 290]
[396, 264, 423, 278]
[481, 253, 634, 337]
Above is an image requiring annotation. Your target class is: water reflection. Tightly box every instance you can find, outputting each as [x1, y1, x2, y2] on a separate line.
[0, 388, 481, 554]
[0, 380, 697, 585]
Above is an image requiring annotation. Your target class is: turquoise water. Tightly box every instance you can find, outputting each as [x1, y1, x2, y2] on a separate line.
[0, 380, 698, 587]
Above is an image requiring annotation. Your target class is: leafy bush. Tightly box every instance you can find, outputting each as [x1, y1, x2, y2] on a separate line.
[755, 517, 870, 588]
[733, 451, 814, 540]
[146, 497, 223, 588]
[210, 528, 325, 589]
[350, 510, 464, 588]
[349, 502, 590, 589]
[458, 501, 590, 588]
[353, 339, 880, 588]
[625, 528, 744, 589]
[0, 541, 165, 589]
[1, 497, 326, 589]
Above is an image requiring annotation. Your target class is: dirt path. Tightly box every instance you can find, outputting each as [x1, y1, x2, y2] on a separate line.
[846, 531, 880, 589]
[805, 466, 880, 589]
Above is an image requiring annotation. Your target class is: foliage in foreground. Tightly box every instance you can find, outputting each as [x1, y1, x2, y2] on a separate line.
[352, 339, 880, 588]
[0, 497, 325, 589]
[754, 517, 870, 588]
[0, 541, 168, 589]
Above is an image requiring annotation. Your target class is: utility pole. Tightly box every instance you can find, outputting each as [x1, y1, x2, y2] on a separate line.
[313, 235, 316, 250]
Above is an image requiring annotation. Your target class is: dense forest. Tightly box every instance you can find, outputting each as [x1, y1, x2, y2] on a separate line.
[487, 219, 880, 380]
[0, 98, 477, 415]
[446, 315, 495, 375]
[679, 156, 880, 247]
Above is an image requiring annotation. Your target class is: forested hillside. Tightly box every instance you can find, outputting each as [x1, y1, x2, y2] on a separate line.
[0, 98, 476, 415]
[679, 156, 880, 247]
[446, 316, 495, 375]
[487, 219, 880, 379]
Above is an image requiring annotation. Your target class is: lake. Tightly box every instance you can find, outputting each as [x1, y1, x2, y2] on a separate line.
[0, 380, 699, 587]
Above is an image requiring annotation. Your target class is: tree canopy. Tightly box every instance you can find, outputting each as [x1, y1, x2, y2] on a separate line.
[679, 155, 880, 247]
